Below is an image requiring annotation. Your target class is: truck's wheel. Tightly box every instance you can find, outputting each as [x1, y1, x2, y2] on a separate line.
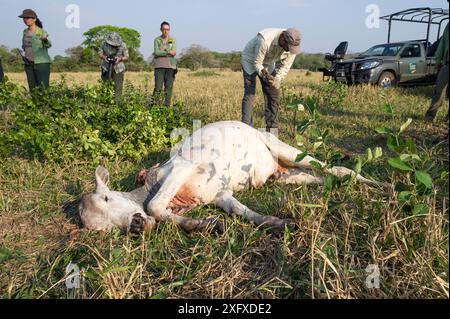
[378, 71, 396, 89]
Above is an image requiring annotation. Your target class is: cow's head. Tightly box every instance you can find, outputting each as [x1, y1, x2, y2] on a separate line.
[78, 166, 155, 233]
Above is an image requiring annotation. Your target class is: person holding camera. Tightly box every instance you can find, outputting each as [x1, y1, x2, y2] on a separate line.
[241, 28, 301, 131]
[153, 21, 177, 106]
[99, 32, 129, 100]
[19, 9, 52, 91]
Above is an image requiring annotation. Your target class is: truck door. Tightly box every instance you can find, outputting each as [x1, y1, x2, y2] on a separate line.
[398, 43, 427, 83]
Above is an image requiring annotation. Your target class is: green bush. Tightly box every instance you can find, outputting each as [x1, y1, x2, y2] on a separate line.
[0, 76, 27, 110]
[0, 79, 191, 162]
[310, 81, 348, 108]
[190, 70, 221, 77]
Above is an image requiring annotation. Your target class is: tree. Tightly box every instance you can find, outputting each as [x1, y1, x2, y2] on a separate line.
[82, 25, 146, 71]
[292, 53, 327, 71]
[0, 46, 23, 72]
[178, 45, 214, 70]
[65, 46, 84, 64]
[82, 25, 141, 58]
[222, 51, 242, 71]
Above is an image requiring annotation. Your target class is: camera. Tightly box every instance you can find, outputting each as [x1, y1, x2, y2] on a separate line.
[106, 55, 116, 64]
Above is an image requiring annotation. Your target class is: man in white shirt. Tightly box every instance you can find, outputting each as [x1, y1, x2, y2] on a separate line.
[241, 28, 301, 131]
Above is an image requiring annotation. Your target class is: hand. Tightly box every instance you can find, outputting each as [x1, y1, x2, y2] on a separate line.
[261, 69, 269, 78]
[40, 35, 48, 42]
[115, 56, 122, 63]
[168, 50, 176, 57]
[268, 77, 281, 90]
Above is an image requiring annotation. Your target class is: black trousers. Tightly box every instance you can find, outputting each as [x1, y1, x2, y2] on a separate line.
[24, 63, 50, 91]
[154, 68, 176, 106]
[425, 64, 449, 121]
[241, 70, 280, 129]
[0, 59, 4, 83]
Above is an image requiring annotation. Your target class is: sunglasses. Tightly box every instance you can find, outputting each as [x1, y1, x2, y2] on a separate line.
[162, 28, 170, 31]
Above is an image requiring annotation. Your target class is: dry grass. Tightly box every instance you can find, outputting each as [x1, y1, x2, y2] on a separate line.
[0, 70, 448, 299]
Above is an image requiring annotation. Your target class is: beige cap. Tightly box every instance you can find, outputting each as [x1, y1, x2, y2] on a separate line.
[284, 28, 301, 54]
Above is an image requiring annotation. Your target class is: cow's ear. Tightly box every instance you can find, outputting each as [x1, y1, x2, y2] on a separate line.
[95, 166, 110, 192]
[135, 168, 149, 187]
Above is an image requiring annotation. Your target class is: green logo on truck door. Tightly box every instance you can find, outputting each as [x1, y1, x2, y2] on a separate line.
[408, 62, 417, 74]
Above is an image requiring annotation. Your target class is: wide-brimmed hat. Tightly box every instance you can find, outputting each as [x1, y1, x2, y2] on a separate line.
[105, 32, 123, 47]
[284, 28, 301, 54]
[18, 9, 37, 19]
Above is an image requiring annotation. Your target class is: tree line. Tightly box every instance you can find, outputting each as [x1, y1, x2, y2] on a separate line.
[0, 25, 329, 73]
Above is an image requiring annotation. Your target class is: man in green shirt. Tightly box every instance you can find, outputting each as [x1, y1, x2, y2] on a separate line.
[425, 22, 449, 122]
[153, 21, 177, 106]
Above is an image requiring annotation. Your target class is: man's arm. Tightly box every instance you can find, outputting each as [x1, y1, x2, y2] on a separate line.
[253, 36, 268, 77]
[154, 38, 168, 57]
[273, 53, 296, 82]
[118, 44, 129, 63]
[169, 38, 177, 57]
[98, 44, 106, 61]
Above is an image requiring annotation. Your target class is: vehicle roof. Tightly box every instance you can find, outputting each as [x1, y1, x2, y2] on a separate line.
[371, 40, 425, 46]
[380, 7, 449, 26]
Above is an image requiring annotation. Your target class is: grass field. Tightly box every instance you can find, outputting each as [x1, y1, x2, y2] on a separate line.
[0, 70, 448, 298]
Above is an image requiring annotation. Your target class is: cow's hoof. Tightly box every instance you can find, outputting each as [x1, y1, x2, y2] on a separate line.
[268, 218, 297, 235]
[281, 218, 297, 229]
[129, 213, 145, 234]
[204, 217, 224, 234]
[129, 213, 155, 234]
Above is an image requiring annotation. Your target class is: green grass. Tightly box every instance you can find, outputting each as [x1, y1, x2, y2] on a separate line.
[0, 71, 448, 299]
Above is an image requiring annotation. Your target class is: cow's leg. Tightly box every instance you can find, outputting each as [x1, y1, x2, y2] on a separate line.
[146, 159, 195, 222]
[214, 191, 294, 231]
[169, 213, 223, 233]
[260, 132, 385, 187]
[145, 160, 221, 232]
[275, 168, 323, 185]
[260, 131, 325, 169]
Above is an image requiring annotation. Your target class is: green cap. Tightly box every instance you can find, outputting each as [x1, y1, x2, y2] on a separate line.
[18, 9, 37, 19]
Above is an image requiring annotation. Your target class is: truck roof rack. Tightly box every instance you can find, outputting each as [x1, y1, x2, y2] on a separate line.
[380, 7, 449, 49]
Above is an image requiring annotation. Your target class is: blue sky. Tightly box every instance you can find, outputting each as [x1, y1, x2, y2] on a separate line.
[0, 0, 448, 58]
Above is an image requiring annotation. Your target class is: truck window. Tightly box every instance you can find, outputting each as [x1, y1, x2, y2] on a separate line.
[360, 43, 403, 57]
[400, 44, 422, 58]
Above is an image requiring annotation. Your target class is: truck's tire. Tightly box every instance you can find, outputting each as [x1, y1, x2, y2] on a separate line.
[377, 71, 397, 89]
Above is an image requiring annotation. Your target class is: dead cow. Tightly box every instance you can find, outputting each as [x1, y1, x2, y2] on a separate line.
[79, 121, 382, 233]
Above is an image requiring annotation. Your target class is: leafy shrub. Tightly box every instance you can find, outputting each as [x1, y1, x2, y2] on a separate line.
[374, 106, 448, 214]
[1, 79, 191, 162]
[288, 93, 447, 212]
[310, 81, 348, 108]
[190, 70, 221, 77]
[0, 76, 27, 111]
